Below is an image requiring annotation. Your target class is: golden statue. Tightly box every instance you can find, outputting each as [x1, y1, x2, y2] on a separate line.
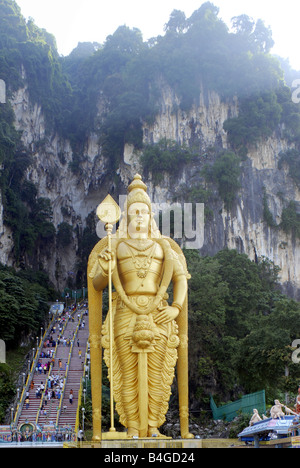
[88, 174, 193, 440]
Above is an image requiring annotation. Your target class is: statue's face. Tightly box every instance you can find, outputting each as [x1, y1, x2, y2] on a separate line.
[127, 202, 150, 238]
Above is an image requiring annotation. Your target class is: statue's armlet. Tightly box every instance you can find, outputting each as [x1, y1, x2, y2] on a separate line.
[171, 250, 190, 281]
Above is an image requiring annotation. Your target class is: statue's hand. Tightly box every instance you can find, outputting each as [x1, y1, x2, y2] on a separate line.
[155, 305, 179, 324]
[98, 249, 116, 276]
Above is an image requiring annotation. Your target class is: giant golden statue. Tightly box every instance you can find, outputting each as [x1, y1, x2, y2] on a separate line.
[88, 174, 193, 440]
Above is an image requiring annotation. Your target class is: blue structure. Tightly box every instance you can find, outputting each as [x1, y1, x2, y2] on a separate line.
[238, 416, 299, 446]
[49, 302, 64, 315]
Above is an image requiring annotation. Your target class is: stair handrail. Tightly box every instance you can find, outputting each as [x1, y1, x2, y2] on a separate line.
[74, 337, 90, 434]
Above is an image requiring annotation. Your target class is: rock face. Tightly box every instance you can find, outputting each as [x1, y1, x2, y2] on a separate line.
[2, 81, 299, 297]
[141, 83, 300, 299]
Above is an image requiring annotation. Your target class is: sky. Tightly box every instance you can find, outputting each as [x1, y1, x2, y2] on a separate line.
[15, 0, 300, 70]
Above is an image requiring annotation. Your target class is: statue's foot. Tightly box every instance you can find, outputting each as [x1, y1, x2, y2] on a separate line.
[181, 432, 194, 439]
[148, 427, 163, 437]
[127, 427, 139, 438]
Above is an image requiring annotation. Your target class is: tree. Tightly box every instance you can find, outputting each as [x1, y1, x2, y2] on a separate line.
[203, 152, 241, 209]
[224, 92, 283, 155]
[280, 201, 300, 238]
[231, 15, 274, 54]
[185, 248, 300, 402]
[252, 19, 274, 54]
[231, 15, 255, 36]
[141, 139, 195, 183]
[164, 10, 186, 34]
[236, 297, 300, 397]
[57, 222, 73, 247]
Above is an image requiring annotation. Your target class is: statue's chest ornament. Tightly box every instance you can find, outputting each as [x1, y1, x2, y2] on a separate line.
[124, 241, 156, 279]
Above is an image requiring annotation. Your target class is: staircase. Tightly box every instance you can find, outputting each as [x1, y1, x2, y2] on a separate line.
[15, 305, 89, 433]
[58, 315, 89, 428]
[17, 358, 49, 425]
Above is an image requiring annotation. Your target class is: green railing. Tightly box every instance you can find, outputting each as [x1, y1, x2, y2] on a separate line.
[210, 390, 266, 422]
[62, 288, 87, 301]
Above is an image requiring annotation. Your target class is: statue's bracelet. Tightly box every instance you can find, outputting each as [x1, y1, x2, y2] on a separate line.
[172, 302, 183, 312]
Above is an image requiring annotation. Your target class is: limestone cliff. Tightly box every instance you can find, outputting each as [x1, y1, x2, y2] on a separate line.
[139, 83, 300, 299]
[2, 81, 300, 298]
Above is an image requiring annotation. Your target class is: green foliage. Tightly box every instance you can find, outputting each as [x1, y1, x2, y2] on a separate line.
[224, 91, 283, 156]
[62, 25, 152, 170]
[0, 98, 55, 262]
[224, 85, 300, 157]
[0, 0, 72, 133]
[3, 188, 56, 260]
[236, 297, 300, 397]
[57, 222, 73, 247]
[0, 102, 21, 164]
[59, 3, 284, 168]
[203, 151, 241, 209]
[157, 4, 282, 104]
[280, 201, 300, 238]
[0, 1, 292, 175]
[276, 85, 300, 144]
[0, 363, 14, 422]
[140, 138, 195, 183]
[278, 149, 300, 188]
[0, 265, 51, 347]
[186, 249, 300, 401]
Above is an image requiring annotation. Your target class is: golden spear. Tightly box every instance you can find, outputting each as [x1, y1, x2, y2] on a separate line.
[96, 194, 121, 433]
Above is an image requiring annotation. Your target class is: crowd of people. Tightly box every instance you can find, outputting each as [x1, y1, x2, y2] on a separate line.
[22, 304, 89, 434]
[32, 373, 65, 400]
[24, 308, 79, 413]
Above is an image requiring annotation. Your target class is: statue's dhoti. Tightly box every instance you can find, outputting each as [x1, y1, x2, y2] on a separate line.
[102, 294, 179, 436]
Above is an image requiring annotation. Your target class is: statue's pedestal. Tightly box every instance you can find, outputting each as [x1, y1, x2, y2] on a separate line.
[101, 431, 129, 440]
[85, 438, 202, 449]
[64, 437, 240, 448]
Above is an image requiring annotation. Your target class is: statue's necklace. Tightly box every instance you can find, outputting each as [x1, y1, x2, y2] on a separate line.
[124, 239, 154, 251]
[125, 241, 156, 279]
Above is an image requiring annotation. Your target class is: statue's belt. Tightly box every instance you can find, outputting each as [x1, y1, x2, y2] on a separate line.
[110, 295, 178, 350]
[116, 294, 167, 311]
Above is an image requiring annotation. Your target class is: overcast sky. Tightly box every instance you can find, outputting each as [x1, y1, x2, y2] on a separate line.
[15, 0, 300, 70]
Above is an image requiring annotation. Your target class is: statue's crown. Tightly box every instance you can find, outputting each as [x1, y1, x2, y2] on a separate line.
[127, 174, 151, 209]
